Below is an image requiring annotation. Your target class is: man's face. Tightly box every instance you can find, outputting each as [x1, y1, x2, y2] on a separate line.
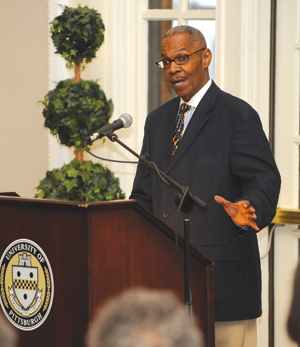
[161, 33, 211, 102]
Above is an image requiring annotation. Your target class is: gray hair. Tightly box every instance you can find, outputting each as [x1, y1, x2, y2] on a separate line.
[163, 25, 207, 48]
[86, 289, 204, 347]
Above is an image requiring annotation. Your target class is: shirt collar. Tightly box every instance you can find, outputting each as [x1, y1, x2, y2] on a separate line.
[179, 79, 212, 108]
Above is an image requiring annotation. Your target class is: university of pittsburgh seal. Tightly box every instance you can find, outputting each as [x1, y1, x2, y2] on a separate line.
[0, 239, 54, 330]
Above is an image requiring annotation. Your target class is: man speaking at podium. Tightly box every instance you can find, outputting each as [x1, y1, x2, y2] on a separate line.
[130, 25, 280, 347]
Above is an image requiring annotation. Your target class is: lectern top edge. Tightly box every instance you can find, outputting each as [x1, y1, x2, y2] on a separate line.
[0, 195, 134, 209]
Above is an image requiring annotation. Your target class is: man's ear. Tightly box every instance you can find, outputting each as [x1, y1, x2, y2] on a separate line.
[203, 48, 212, 68]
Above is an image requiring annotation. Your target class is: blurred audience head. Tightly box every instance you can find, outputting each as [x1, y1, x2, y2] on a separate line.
[86, 288, 203, 347]
[0, 312, 18, 347]
[287, 260, 300, 344]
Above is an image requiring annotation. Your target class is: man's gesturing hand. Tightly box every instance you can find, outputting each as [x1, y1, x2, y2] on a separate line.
[214, 195, 260, 231]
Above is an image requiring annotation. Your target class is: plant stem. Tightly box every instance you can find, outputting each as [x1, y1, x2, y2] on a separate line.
[74, 63, 82, 83]
[75, 148, 84, 164]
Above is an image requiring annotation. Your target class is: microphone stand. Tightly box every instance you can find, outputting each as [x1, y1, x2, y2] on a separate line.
[105, 132, 208, 318]
[174, 193, 194, 319]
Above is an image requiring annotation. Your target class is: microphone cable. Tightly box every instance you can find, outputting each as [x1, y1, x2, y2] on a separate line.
[84, 139, 138, 164]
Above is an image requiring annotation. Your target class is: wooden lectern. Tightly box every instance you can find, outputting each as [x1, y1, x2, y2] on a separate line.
[0, 196, 214, 347]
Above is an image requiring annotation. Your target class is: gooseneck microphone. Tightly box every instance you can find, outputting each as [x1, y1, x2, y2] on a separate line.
[86, 113, 133, 142]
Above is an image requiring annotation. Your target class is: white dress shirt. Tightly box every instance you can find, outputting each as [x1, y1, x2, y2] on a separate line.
[178, 79, 212, 134]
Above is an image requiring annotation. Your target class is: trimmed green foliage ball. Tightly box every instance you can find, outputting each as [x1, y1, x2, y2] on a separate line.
[50, 5, 105, 66]
[35, 159, 126, 202]
[42, 79, 113, 148]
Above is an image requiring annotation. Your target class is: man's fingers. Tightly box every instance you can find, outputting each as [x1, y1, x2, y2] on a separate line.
[214, 195, 225, 205]
[214, 195, 239, 218]
[246, 213, 257, 220]
[246, 206, 256, 214]
[249, 220, 260, 232]
[244, 213, 259, 231]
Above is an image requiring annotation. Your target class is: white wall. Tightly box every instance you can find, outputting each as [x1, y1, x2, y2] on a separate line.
[0, 0, 49, 198]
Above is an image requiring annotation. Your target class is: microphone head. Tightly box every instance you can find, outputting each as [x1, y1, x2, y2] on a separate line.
[119, 113, 133, 128]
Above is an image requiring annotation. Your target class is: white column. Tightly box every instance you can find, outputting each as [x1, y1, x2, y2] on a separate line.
[274, 0, 300, 345]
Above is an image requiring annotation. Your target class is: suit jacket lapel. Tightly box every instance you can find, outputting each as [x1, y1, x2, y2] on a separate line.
[166, 81, 220, 174]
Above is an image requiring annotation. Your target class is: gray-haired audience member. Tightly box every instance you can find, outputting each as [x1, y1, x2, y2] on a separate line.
[0, 312, 18, 347]
[287, 260, 300, 344]
[85, 289, 204, 347]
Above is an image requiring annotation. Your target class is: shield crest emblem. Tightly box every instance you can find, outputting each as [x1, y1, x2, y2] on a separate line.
[12, 265, 38, 309]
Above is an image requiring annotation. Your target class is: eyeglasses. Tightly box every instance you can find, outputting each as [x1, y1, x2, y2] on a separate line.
[156, 48, 206, 69]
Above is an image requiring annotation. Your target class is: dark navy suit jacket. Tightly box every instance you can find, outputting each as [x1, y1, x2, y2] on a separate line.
[130, 81, 281, 321]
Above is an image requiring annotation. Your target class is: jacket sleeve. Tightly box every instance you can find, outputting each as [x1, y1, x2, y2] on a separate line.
[230, 108, 281, 230]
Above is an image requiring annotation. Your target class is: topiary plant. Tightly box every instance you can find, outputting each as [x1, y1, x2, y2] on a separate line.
[35, 5, 125, 202]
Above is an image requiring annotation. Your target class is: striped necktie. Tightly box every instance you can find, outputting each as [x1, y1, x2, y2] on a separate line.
[172, 103, 191, 155]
